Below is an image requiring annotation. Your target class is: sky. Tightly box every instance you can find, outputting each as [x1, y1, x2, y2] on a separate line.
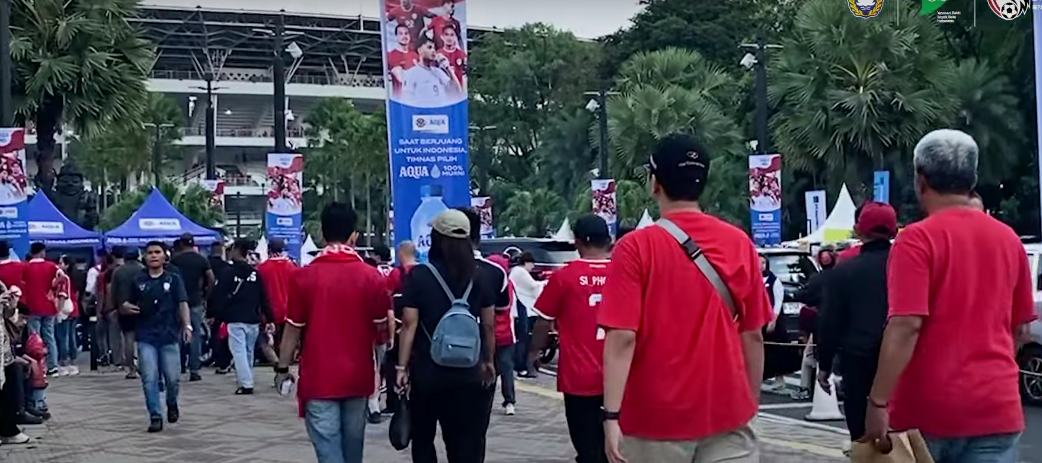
[142, 0, 644, 39]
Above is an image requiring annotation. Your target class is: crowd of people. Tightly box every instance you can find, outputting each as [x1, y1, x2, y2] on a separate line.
[0, 128, 1035, 463]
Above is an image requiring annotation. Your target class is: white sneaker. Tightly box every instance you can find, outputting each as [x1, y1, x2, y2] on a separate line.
[1, 433, 31, 445]
[68, 365, 80, 376]
[504, 404, 516, 416]
[57, 367, 69, 377]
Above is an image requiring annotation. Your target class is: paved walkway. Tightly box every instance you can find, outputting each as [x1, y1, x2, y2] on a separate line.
[1, 364, 847, 463]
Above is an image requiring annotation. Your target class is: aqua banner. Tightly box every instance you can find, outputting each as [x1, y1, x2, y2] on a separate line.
[266, 153, 303, 262]
[0, 129, 30, 258]
[381, 0, 471, 261]
[749, 154, 782, 245]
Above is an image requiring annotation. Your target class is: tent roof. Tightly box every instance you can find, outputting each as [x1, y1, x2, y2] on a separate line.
[636, 209, 654, 229]
[28, 193, 102, 248]
[301, 235, 319, 266]
[104, 188, 221, 247]
[800, 184, 857, 243]
[552, 218, 574, 242]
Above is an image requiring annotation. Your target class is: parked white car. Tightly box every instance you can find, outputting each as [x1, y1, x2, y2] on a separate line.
[1018, 243, 1042, 405]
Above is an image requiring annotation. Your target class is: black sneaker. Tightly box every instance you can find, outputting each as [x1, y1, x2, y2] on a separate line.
[25, 407, 51, 420]
[16, 413, 43, 425]
[167, 404, 180, 424]
[368, 412, 384, 424]
[189, 372, 202, 382]
[235, 387, 254, 395]
[147, 418, 163, 433]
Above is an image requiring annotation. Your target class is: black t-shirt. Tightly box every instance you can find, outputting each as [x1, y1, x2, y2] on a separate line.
[475, 256, 510, 310]
[400, 262, 495, 389]
[128, 271, 188, 346]
[170, 251, 210, 307]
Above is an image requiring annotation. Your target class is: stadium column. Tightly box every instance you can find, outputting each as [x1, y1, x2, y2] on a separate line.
[273, 10, 287, 154]
[0, 0, 11, 127]
[205, 73, 217, 180]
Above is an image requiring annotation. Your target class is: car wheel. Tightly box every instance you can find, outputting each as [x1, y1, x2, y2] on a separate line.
[1018, 345, 1042, 405]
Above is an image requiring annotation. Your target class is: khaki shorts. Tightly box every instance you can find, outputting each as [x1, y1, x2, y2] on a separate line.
[623, 423, 759, 463]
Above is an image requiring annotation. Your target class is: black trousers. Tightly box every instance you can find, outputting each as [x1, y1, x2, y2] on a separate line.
[0, 363, 26, 438]
[840, 353, 879, 442]
[383, 345, 399, 411]
[410, 382, 494, 463]
[564, 394, 608, 463]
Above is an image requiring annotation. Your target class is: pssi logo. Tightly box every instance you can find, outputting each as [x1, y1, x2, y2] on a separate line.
[412, 115, 449, 134]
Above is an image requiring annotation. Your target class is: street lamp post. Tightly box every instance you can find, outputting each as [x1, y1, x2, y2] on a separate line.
[273, 12, 287, 153]
[468, 125, 497, 195]
[741, 31, 782, 155]
[144, 122, 175, 185]
[0, 0, 12, 128]
[584, 87, 619, 179]
[204, 74, 217, 179]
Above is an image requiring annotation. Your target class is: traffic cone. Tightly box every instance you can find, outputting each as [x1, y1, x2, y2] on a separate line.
[805, 372, 844, 421]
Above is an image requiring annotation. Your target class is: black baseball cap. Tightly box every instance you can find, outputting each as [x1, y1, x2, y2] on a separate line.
[180, 233, 195, 247]
[646, 134, 711, 192]
[574, 214, 610, 245]
[269, 238, 286, 254]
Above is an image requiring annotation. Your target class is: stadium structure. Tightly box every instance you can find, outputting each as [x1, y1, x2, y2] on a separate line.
[23, 4, 493, 231]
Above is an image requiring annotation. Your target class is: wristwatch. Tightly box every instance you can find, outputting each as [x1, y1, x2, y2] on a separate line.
[600, 407, 620, 422]
[274, 366, 290, 374]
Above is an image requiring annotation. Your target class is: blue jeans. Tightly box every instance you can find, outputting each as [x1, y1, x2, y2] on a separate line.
[138, 342, 180, 419]
[183, 306, 206, 373]
[926, 433, 1020, 463]
[304, 398, 368, 463]
[227, 323, 259, 389]
[28, 316, 59, 370]
[28, 388, 47, 411]
[55, 318, 79, 366]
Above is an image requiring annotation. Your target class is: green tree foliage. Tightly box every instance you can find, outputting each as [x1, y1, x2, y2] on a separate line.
[10, 0, 155, 187]
[500, 188, 566, 237]
[98, 181, 223, 231]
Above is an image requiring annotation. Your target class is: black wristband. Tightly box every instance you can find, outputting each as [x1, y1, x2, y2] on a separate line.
[274, 366, 290, 374]
[601, 407, 620, 422]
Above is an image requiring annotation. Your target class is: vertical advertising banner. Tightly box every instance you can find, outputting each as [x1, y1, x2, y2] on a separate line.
[749, 154, 782, 246]
[381, 0, 472, 260]
[804, 190, 827, 235]
[591, 179, 618, 237]
[0, 129, 29, 259]
[266, 153, 304, 262]
[873, 171, 890, 204]
[470, 196, 494, 239]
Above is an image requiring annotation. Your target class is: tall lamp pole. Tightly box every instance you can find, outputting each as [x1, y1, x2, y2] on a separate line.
[273, 11, 287, 153]
[741, 31, 781, 155]
[0, 0, 12, 128]
[584, 87, 619, 179]
[144, 122, 175, 184]
[204, 74, 217, 179]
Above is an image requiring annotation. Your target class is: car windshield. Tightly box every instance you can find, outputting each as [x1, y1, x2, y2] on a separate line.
[538, 242, 579, 264]
[766, 254, 815, 286]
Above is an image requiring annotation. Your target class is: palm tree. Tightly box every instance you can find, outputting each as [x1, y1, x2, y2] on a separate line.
[501, 188, 566, 237]
[10, 0, 155, 189]
[769, 0, 955, 193]
[98, 181, 224, 231]
[948, 60, 1022, 185]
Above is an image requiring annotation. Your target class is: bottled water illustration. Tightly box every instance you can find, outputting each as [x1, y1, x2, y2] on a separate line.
[410, 184, 448, 262]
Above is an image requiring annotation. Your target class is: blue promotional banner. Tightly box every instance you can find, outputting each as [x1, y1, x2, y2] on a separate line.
[873, 171, 891, 204]
[0, 129, 30, 259]
[381, 0, 471, 261]
[591, 179, 618, 237]
[266, 153, 303, 262]
[749, 154, 782, 246]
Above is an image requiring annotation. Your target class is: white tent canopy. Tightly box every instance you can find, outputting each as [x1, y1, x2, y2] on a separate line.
[256, 236, 269, 262]
[552, 218, 574, 242]
[636, 209, 655, 229]
[301, 235, 319, 266]
[799, 184, 857, 243]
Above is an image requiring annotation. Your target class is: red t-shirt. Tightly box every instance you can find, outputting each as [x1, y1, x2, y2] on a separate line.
[838, 244, 861, 260]
[24, 259, 59, 317]
[388, 5, 430, 44]
[287, 248, 391, 411]
[387, 49, 418, 92]
[429, 16, 461, 48]
[0, 260, 25, 290]
[599, 211, 772, 441]
[256, 257, 297, 324]
[438, 47, 466, 86]
[494, 279, 517, 347]
[535, 259, 610, 396]
[887, 207, 1035, 438]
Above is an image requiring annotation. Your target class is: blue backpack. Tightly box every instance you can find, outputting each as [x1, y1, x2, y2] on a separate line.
[421, 263, 481, 368]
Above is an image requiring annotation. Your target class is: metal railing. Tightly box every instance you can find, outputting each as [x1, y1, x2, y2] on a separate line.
[181, 127, 307, 138]
[150, 69, 385, 88]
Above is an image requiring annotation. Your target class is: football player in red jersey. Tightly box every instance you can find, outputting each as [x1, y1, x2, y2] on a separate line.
[427, 0, 461, 49]
[386, 0, 433, 48]
[437, 23, 467, 87]
[387, 24, 419, 96]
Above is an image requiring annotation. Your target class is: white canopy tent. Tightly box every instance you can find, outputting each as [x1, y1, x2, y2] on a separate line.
[301, 235, 320, 266]
[256, 236, 269, 261]
[799, 184, 857, 244]
[552, 218, 574, 242]
[636, 209, 655, 229]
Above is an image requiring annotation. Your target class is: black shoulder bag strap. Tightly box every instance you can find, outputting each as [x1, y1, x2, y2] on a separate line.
[656, 218, 740, 322]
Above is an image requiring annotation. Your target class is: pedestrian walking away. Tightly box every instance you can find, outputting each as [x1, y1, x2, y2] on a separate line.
[396, 209, 498, 463]
[170, 234, 215, 382]
[274, 202, 392, 463]
[23, 243, 60, 375]
[864, 129, 1035, 462]
[122, 241, 192, 433]
[211, 238, 273, 395]
[509, 251, 545, 378]
[111, 249, 145, 379]
[530, 214, 613, 463]
[600, 134, 772, 463]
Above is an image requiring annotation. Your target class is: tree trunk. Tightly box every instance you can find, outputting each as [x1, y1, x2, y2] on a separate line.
[366, 173, 372, 247]
[33, 97, 63, 194]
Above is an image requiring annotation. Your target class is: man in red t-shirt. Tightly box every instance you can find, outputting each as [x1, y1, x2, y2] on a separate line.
[386, 24, 418, 96]
[386, 0, 432, 48]
[531, 214, 612, 463]
[24, 242, 61, 373]
[274, 203, 391, 463]
[256, 239, 297, 365]
[0, 241, 24, 291]
[437, 24, 466, 86]
[600, 134, 771, 463]
[427, 0, 461, 49]
[865, 130, 1035, 460]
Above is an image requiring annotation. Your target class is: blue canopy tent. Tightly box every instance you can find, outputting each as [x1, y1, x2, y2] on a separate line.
[104, 188, 220, 248]
[28, 193, 102, 248]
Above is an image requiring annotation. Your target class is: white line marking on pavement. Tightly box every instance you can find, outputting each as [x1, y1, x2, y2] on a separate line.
[758, 403, 814, 410]
[760, 437, 846, 458]
[757, 412, 848, 435]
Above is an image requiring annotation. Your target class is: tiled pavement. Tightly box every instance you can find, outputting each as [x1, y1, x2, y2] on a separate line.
[1, 365, 847, 463]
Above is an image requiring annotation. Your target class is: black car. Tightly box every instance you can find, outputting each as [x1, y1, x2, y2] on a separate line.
[478, 238, 579, 280]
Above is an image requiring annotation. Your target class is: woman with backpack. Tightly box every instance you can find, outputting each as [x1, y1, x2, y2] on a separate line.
[396, 209, 497, 463]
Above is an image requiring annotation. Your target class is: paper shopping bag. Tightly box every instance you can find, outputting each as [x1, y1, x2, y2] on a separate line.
[850, 429, 934, 463]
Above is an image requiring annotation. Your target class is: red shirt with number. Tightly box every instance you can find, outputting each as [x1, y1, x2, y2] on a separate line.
[535, 259, 610, 396]
[387, 5, 430, 44]
[24, 259, 59, 317]
[287, 246, 391, 415]
[256, 256, 297, 324]
[887, 207, 1035, 437]
[599, 211, 772, 441]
